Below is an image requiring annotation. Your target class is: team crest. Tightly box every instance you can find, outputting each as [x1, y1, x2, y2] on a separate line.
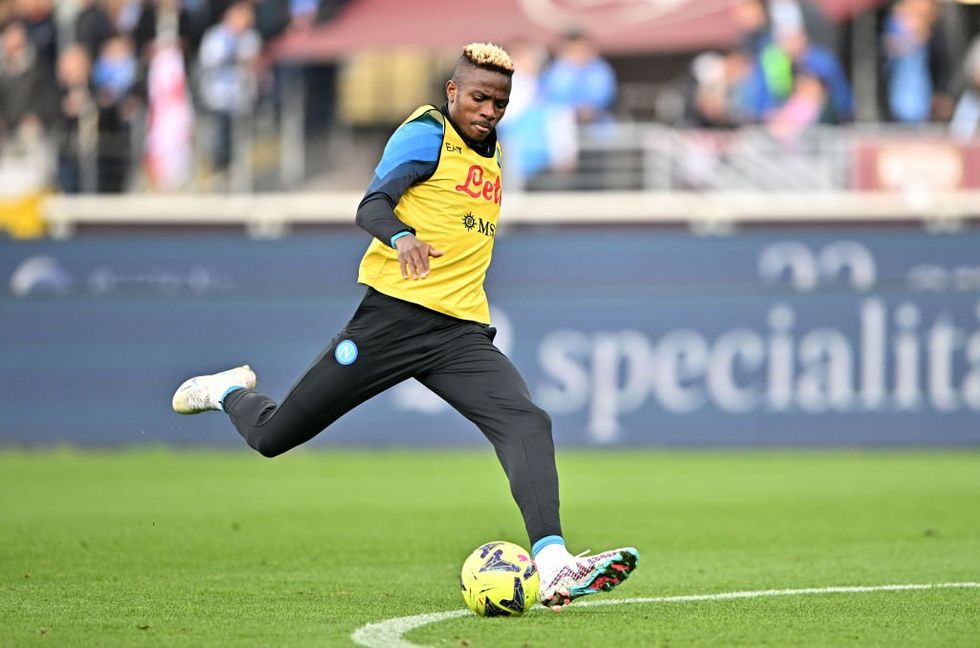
[335, 339, 358, 365]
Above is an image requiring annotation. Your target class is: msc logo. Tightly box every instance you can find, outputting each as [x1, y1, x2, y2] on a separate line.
[445, 142, 462, 154]
[461, 211, 495, 238]
[455, 164, 501, 204]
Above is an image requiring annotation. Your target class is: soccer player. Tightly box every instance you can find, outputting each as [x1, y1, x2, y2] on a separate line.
[172, 42, 638, 609]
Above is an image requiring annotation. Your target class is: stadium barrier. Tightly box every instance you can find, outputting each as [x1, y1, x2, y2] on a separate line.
[4, 220, 980, 447]
[41, 190, 980, 238]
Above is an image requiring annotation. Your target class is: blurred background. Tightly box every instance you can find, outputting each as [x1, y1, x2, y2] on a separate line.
[2, 0, 980, 447]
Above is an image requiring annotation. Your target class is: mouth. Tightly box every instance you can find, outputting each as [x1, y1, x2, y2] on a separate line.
[472, 122, 492, 135]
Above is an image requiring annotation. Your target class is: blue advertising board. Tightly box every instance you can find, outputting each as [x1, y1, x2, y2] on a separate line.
[3, 227, 980, 447]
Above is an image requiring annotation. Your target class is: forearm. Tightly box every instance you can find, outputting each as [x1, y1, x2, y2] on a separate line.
[355, 194, 414, 247]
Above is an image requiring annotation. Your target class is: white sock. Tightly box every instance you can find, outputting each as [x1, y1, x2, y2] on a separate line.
[534, 543, 574, 584]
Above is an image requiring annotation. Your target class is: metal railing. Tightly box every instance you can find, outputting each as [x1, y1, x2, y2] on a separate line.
[526, 123, 973, 193]
[2, 120, 977, 199]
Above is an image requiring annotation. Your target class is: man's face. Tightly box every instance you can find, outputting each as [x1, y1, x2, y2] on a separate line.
[446, 68, 511, 142]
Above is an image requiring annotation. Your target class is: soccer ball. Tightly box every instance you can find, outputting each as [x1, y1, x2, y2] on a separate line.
[460, 541, 539, 617]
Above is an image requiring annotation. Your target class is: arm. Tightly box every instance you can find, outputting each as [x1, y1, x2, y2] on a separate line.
[356, 111, 445, 278]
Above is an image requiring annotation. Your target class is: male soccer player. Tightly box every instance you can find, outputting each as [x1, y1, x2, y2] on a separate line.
[172, 42, 638, 609]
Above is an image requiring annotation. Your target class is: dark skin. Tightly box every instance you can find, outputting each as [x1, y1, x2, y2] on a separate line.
[395, 66, 511, 280]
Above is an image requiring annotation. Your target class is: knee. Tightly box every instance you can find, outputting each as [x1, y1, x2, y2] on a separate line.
[252, 438, 285, 459]
[522, 405, 552, 437]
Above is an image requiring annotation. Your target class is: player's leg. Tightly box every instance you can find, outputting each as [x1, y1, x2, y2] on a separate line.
[220, 329, 413, 457]
[172, 289, 424, 457]
[415, 324, 638, 608]
[415, 326, 561, 542]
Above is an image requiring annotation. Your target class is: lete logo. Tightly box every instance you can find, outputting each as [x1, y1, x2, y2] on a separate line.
[455, 165, 501, 205]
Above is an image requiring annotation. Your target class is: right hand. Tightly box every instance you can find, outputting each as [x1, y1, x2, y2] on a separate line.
[395, 235, 444, 280]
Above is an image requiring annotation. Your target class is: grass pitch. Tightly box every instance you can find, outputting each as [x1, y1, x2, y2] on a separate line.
[1, 449, 978, 646]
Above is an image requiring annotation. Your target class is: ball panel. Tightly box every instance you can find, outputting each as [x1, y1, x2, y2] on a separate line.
[460, 541, 540, 617]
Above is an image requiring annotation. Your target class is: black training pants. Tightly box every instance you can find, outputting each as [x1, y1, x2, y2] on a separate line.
[222, 288, 562, 544]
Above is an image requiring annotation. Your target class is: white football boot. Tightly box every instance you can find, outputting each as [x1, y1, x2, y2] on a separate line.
[537, 546, 639, 609]
[171, 365, 257, 415]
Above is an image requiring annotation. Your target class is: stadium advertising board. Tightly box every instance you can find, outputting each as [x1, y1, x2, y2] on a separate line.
[3, 228, 980, 447]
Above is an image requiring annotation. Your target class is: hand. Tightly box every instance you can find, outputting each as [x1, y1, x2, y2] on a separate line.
[394, 235, 444, 280]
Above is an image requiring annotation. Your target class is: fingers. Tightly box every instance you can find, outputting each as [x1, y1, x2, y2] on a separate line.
[415, 247, 431, 278]
[397, 243, 442, 280]
[401, 248, 429, 279]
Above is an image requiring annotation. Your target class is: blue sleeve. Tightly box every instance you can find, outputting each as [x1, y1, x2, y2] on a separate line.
[586, 60, 616, 110]
[363, 113, 442, 205]
[823, 57, 854, 122]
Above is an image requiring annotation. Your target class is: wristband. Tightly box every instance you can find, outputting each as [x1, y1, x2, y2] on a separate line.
[390, 231, 413, 247]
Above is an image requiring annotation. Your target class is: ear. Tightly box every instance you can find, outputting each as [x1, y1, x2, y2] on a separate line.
[446, 79, 457, 103]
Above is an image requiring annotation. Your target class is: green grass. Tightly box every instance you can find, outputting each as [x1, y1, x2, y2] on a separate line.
[1, 449, 979, 646]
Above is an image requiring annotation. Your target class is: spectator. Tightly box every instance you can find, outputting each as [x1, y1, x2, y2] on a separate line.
[197, 1, 261, 179]
[74, 0, 114, 61]
[14, 0, 56, 68]
[882, 0, 952, 123]
[950, 37, 980, 141]
[133, 0, 194, 60]
[777, 27, 853, 122]
[730, 0, 791, 121]
[289, 0, 318, 31]
[115, 0, 143, 34]
[686, 50, 755, 128]
[93, 34, 139, 192]
[497, 40, 576, 188]
[54, 44, 96, 193]
[767, 72, 826, 144]
[0, 20, 56, 140]
[767, 0, 836, 52]
[539, 31, 616, 124]
[93, 34, 139, 106]
[143, 39, 194, 190]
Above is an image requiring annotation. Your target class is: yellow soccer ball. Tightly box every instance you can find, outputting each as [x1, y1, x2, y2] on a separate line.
[460, 541, 539, 617]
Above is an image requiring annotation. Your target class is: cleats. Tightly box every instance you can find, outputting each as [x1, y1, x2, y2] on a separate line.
[171, 365, 256, 415]
[537, 547, 639, 609]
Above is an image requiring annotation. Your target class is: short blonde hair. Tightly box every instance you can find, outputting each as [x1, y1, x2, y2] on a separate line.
[459, 42, 514, 76]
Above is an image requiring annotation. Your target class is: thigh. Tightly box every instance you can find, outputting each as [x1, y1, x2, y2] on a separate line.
[415, 328, 543, 440]
[273, 297, 431, 431]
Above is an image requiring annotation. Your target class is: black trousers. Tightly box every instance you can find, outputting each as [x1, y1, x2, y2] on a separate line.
[223, 288, 562, 544]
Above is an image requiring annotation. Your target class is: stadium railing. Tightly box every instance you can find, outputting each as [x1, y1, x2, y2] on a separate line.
[42, 189, 980, 239]
[5, 121, 980, 238]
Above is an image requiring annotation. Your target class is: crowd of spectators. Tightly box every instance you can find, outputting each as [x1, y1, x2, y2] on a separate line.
[1, 0, 978, 194]
[0, 0, 346, 193]
[684, 0, 979, 142]
[498, 32, 617, 188]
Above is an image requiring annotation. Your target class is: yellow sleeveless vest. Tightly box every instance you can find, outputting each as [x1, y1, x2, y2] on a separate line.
[357, 105, 502, 324]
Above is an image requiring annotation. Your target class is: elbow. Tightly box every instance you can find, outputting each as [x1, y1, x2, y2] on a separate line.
[354, 205, 368, 231]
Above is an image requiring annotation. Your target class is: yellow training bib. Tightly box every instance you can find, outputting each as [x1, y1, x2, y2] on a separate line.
[357, 106, 502, 324]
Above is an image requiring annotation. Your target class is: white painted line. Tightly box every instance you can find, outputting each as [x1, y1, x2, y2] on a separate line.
[351, 610, 471, 648]
[350, 582, 980, 648]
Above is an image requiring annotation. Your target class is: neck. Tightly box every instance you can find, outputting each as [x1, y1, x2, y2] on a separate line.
[441, 104, 495, 157]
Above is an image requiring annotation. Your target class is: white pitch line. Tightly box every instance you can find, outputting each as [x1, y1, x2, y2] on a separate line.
[350, 582, 980, 648]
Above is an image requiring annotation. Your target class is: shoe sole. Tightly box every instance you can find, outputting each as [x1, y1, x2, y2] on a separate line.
[543, 548, 640, 608]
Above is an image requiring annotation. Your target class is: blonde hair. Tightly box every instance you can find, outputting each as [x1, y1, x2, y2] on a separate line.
[458, 42, 514, 77]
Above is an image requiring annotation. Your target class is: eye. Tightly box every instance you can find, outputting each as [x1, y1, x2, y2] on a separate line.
[495, 100, 508, 110]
